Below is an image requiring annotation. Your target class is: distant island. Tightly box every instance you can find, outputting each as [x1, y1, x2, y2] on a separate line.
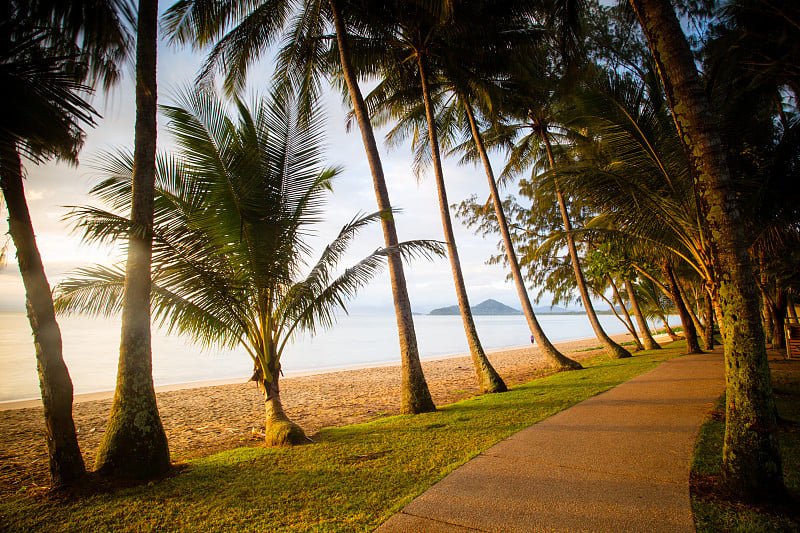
[428, 300, 619, 316]
[430, 299, 522, 316]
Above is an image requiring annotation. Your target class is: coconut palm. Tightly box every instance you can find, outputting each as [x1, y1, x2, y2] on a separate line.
[0, 0, 133, 485]
[163, 0, 437, 414]
[495, 59, 632, 359]
[89, 0, 171, 480]
[370, 9, 584, 371]
[629, 0, 783, 497]
[55, 88, 442, 445]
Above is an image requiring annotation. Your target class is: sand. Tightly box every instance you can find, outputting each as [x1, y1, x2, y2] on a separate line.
[0, 332, 651, 493]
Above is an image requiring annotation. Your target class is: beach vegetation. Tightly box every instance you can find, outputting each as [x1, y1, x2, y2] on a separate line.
[361, 0, 583, 372]
[0, 0, 134, 486]
[353, 0, 520, 393]
[1, 345, 683, 532]
[162, 0, 439, 416]
[55, 87, 442, 446]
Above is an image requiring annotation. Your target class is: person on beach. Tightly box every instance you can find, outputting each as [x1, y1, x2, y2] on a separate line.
[530, 335, 535, 344]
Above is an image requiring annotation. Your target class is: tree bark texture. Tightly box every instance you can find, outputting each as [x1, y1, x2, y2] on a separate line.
[94, 0, 170, 479]
[0, 147, 85, 485]
[329, 0, 435, 413]
[463, 102, 580, 370]
[418, 62, 506, 393]
[703, 288, 715, 350]
[630, 0, 783, 497]
[625, 279, 661, 350]
[662, 260, 703, 354]
[541, 132, 630, 359]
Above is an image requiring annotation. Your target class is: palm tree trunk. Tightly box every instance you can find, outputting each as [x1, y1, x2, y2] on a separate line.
[608, 276, 643, 350]
[0, 145, 85, 486]
[540, 131, 630, 359]
[255, 343, 307, 445]
[94, 0, 170, 479]
[625, 279, 661, 350]
[463, 102, 580, 370]
[677, 279, 705, 341]
[418, 60, 505, 393]
[630, 0, 783, 499]
[329, 0, 435, 413]
[703, 288, 715, 350]
[662, 260, 703, 354]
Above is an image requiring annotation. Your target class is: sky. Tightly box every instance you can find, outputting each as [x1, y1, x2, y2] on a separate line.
[0, 5, 575, 316]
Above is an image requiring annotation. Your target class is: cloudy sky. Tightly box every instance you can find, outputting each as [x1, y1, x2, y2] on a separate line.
[0, 7, 560, 315]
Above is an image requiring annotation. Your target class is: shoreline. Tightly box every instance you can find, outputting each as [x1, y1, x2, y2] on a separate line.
[0, 331, 670, 493]
[0, 334, 645, 411]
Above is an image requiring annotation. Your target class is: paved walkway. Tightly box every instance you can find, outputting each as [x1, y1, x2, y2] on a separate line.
[375, 351, 725, 533]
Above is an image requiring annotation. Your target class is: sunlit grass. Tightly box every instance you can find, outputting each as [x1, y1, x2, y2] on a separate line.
[1, 346, 684, 533]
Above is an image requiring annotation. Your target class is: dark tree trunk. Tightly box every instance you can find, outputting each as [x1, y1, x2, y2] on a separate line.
[418, 60, 506, 393]
[769, 291, 787, 352]
[677, 279, 706, 342]
[329, 0, 435, 413]
[463, 101, 580, 370]
[630, 0, 783, 498]
[662, 260, 703, 354]
[541, 131, 630, 359]
[94, 0, 170, 479]
[625, 279, 661, 350]
[0, 145, 85, 486]
[609, 276, 643, 351]
[703, 288, 715, 350]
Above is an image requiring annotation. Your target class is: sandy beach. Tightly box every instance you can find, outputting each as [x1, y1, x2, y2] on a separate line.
[0, 333, 649, 493]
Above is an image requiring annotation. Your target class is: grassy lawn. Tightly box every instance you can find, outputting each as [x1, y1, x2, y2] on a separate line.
[691, 355, 800, 532]
[1, 346, 684, 532]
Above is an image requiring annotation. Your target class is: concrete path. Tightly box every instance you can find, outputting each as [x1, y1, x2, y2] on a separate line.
[375, 351, 725, 533]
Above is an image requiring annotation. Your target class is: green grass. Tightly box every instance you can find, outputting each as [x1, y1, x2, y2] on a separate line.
[691, 357, 800, 532]
[0, 347, 684, 533]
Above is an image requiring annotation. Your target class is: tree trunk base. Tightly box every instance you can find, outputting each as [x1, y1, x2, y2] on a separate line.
[264, 418, 310, 446]
[608, 343, 633, 359]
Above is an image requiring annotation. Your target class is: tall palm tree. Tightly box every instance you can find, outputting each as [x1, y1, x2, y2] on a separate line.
[0, 0, 133, 486]
[358, 0, 512, 392]
[629, 0, 783, 498]
[163, 0, 437, 414]
[497, 62, 631, 359]
[92, 0, 170, 479]
[56, 88, 442, 444]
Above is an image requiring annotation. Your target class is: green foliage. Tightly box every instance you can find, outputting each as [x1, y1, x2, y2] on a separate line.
[0, 347, 682, 532]
[55, 88, 442, 382]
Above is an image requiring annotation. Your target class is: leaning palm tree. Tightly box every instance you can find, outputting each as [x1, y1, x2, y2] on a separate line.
[0, 0, 133, 485]
[628, 0, 783, 499]
[55, 88, 441, 445]
[163, 0, 437, 414]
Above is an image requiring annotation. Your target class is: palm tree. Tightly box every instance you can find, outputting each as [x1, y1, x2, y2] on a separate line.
[0, 0, 133, 485]
[628, 0, 783, 498]
[163, 0, 437, 414]
[88, 0, 170, 480]
[496, 61, 632, 359]
[357, 0, 514, 392]
[56, 88, 441, 444]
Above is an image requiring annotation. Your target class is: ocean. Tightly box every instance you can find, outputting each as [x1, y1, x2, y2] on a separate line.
[0, 310, 669, 402]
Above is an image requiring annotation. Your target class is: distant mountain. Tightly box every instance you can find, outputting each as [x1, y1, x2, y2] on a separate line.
[429, 299, 522, 316]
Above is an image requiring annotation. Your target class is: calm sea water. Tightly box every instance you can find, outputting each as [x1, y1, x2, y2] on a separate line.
[0, 310, 668, 402]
